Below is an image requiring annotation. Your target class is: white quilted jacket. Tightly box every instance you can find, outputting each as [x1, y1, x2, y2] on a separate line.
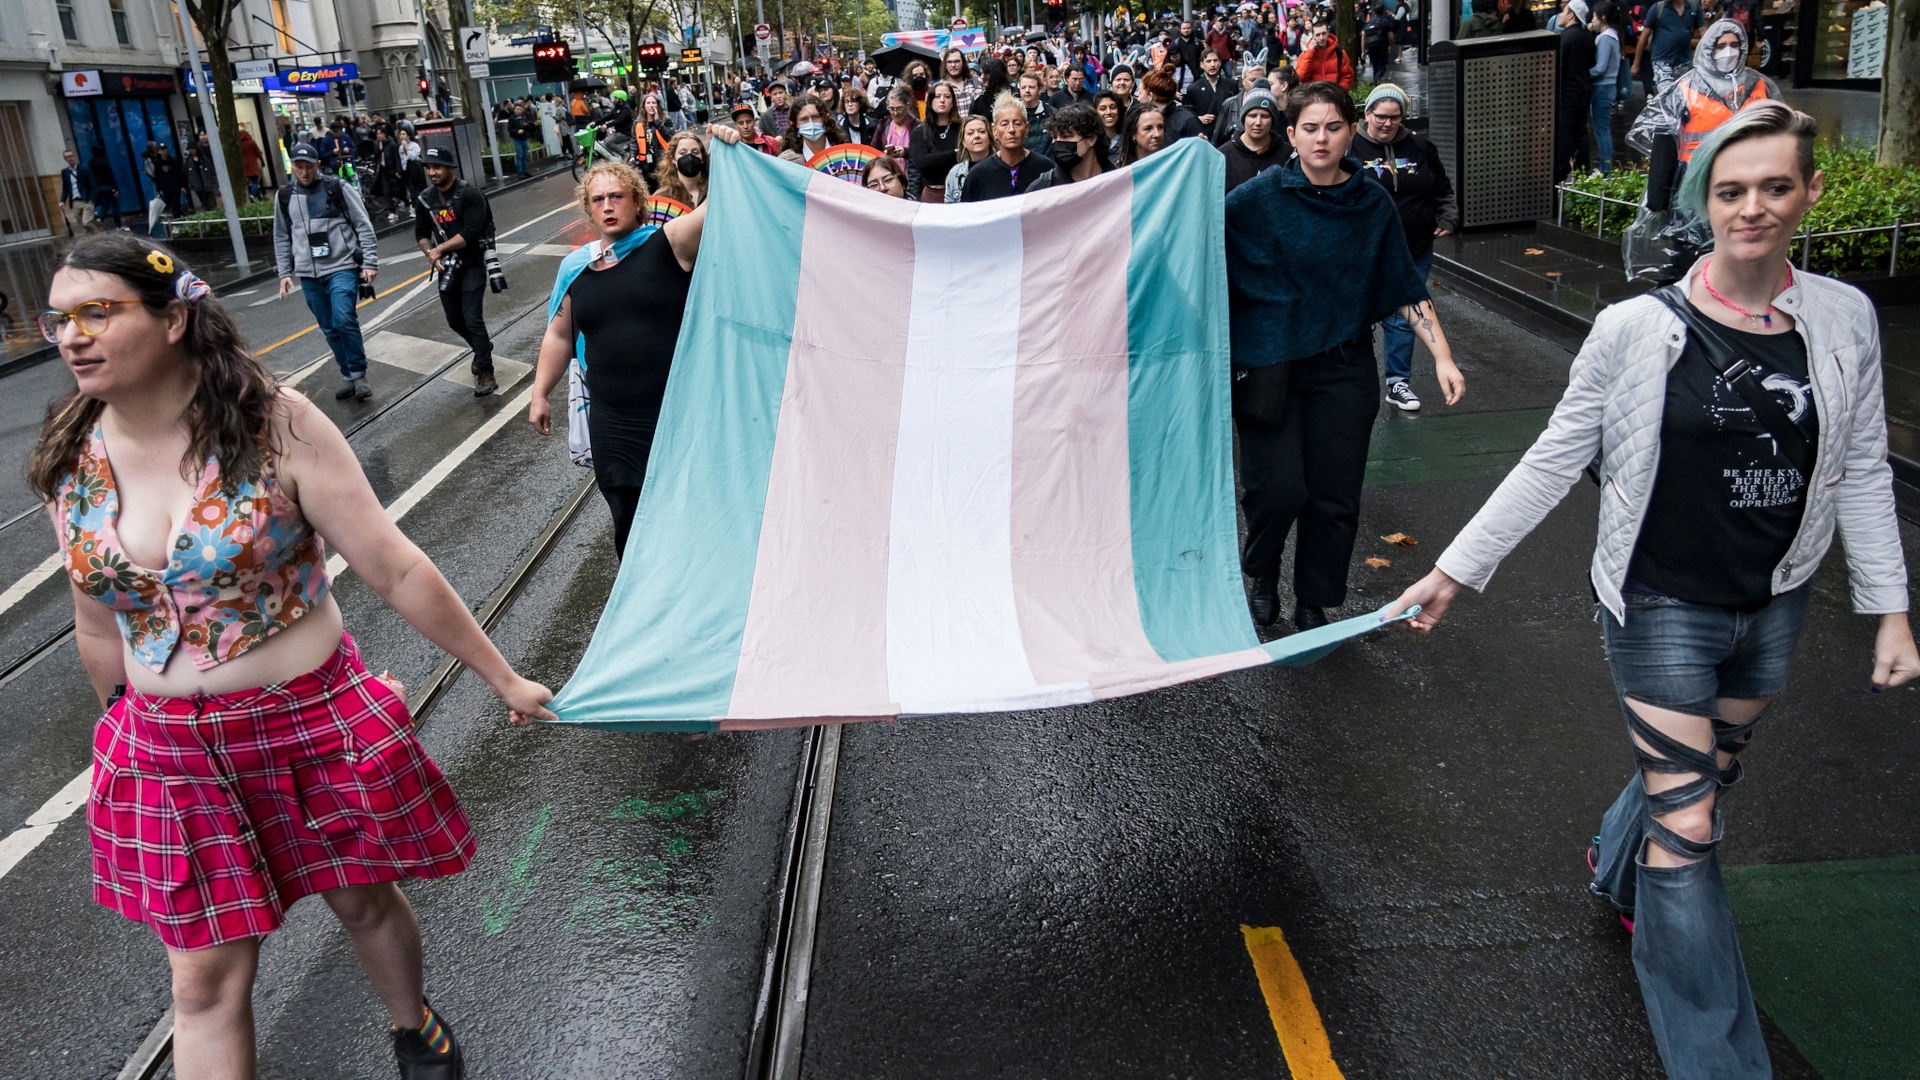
[1437, 260, 1910, 622]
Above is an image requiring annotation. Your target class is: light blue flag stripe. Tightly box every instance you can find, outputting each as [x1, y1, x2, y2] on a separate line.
[547, 144, 808, 730]
[1123, 140, 1259, 664]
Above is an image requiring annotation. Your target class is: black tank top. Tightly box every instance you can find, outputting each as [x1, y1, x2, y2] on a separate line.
[568, 228, 693, 488]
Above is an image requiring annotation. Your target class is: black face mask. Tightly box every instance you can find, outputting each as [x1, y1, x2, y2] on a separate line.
[911, 75, 929, 90]
[1050, 140, 1083, 170]
[676, 153, 705, 178]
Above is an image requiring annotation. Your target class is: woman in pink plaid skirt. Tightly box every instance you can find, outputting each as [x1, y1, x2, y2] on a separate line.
[30, 234, 557, 1080]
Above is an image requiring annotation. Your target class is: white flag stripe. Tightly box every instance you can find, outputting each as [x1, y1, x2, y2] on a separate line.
[885, 199, 1038, 710]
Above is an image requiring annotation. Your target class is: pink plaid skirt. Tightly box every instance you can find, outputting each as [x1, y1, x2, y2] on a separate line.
[88, 633, 474, 951]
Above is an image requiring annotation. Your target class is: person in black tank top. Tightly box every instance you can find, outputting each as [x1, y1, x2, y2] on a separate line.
[528, 126, 744, 558]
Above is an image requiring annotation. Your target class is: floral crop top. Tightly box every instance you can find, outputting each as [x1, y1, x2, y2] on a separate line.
[58, 426, 330, 673]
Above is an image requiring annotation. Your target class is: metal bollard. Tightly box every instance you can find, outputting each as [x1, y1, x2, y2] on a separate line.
[1891, 217, 1903, 278]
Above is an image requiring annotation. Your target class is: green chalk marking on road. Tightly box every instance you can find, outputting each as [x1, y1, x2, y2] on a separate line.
[609, 789, 722, 821]
[1364, 407, 1554, 486]
[1725, 855, 1920, 1080]
[564, 853, 706, 933]
[481, 805, 555, 935]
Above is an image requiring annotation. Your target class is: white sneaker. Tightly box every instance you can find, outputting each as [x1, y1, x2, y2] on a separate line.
[1386, 380, 1421, 411]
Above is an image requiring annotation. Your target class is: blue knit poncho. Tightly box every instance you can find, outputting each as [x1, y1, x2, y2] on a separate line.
[1224, 155, 1430, 368]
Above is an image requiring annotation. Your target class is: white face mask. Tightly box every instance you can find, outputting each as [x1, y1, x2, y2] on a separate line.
[1713, 45, 1742, 72]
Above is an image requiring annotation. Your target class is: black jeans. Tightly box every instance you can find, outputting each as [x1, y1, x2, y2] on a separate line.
[439, 279, 494, 373]
[1556, 88, 1593, 181]
[1235, 338, 1379, 608]
[600, 484, 642, 560]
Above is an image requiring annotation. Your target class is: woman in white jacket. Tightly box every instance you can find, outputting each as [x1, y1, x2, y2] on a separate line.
[1390, 101, 1917, 1079]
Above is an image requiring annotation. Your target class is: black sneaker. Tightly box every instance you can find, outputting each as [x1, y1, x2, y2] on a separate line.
[473, 371, 498, 397]
[1248, 576, 1281, 627]
[392, 1003, 463, 1079]
[1385, 380, 1421, 412]
[353, 377, 373, 401]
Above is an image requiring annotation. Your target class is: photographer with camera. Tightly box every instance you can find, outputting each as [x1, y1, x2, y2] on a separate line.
[274, 143, 380, 401]
[415, 145, 502, 397]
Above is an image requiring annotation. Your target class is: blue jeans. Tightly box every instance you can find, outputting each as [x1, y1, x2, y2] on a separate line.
[513, 138, 529, 175]
[300, 270, 369, 381]
[1590, 81, 1617, 174]
[1379, 250, 1434, 385]
[1590, 585, 1812, 1080]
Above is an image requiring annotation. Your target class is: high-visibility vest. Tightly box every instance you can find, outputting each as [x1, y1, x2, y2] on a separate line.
[1677, 79, 1771, 163]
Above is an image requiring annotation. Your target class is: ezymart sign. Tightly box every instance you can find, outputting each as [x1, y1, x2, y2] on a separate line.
[280, 63, 358, 87]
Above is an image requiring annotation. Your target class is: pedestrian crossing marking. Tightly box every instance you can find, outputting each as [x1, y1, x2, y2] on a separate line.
[1241, 925, 1347, 1080]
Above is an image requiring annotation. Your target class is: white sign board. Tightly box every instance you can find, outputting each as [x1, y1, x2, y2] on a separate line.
[61, 70, 103, 97]
[234, 58, 276, 81]
[468, 61, 491, 78]
[1848, 5, 1888, 80]
[460, 26, 490, 65]
[754, 22, 772, 40]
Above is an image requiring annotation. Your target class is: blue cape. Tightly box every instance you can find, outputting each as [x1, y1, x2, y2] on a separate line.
[548, 224, 659, 373]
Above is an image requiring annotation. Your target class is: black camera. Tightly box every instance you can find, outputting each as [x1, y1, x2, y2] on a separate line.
[357, 279, 376, 300]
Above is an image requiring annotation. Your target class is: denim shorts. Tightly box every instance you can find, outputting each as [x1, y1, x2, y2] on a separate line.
[1599, 586, 1813, 715]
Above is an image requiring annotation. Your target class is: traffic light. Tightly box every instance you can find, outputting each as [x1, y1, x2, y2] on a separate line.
[418, 72, 431, 96]
[335, 83, 350, 106]
[637, 42, 667, 69]
[353, 81, 367, 102]
[533, 41, 575, 82]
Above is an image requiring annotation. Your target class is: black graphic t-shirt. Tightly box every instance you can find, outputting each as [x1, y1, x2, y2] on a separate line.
[1627, 302, 1819, 610]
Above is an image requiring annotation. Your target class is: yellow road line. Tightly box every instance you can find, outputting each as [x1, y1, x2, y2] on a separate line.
[254, 269, 432, 355]
[1241, 925, 1347, 1080]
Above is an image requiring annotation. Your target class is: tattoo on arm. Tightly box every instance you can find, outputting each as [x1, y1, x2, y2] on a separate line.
[1402, 301, 1439, 344]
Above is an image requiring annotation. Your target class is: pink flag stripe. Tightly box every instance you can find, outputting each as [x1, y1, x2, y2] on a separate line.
[725, 173, 919, 719]
[1084, 646, 1275, 701]
[1008, 168, 1166, 687]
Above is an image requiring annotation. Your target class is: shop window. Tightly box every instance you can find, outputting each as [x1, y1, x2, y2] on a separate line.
[111, 0, 131, 45]
[58, 0, 79, 42]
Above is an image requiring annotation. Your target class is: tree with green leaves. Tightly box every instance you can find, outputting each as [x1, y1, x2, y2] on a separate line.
[1334, 0, 1358, 70]
[182, 0, 246, 198]
[1882, 0, 1918, 167]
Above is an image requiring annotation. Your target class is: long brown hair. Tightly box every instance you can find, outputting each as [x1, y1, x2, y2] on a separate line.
[28, 234, 280, 501]
[653, 129, 709, 207]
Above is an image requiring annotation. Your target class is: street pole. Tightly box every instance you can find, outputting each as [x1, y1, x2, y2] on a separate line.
[416, 0, 434, 105]
[576, 0, 591, 75]
[756, 0, 768, 75]
[172, 0, 249, 273]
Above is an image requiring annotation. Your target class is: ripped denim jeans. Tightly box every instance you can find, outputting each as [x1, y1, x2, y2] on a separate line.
[1589, 584, 1811, 1080]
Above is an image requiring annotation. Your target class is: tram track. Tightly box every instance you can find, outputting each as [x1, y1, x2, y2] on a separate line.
[0, 208, 584, 542]
[0, 212, 583, 687]
[113, 474, 600, 1080]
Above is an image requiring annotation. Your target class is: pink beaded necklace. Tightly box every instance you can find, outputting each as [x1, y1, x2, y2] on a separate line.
[1699, 257, 1793, 328]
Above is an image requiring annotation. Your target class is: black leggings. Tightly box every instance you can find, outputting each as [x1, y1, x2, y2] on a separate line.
[1235, 339, 1380, 608]
[600, 485, 642, 560]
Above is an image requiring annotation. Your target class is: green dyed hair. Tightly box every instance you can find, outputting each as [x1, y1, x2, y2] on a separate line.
[1676, 100, 1819, 218]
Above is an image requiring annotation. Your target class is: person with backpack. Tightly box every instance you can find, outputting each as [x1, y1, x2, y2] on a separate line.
[416, 146, 500, 397]
[274, 143, 379, 401]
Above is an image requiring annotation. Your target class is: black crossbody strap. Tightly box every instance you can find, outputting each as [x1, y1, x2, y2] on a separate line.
[1652, 285, 1815, 478]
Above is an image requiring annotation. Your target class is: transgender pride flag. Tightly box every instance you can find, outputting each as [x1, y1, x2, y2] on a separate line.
[547, 140, 1411, 733]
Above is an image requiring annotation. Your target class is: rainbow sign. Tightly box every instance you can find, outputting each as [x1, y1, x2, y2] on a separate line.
[646, 194, 693, 224]
[805, 143, 885, 185]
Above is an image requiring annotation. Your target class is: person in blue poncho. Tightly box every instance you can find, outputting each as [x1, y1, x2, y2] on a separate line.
[1225, 81, 1467, 633]
[527, 125, 744, 559]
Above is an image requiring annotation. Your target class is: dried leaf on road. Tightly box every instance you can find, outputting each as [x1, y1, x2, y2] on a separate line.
[1381, 532, 1418, 546]
[1366, 557, 1392, 568]
[1524, 247, 1545, 255]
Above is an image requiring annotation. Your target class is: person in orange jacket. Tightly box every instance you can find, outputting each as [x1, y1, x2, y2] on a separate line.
[1294, 23, 1355, 89]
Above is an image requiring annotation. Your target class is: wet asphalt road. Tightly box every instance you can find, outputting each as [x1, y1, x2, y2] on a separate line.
[0, 180, 1914, 1079]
